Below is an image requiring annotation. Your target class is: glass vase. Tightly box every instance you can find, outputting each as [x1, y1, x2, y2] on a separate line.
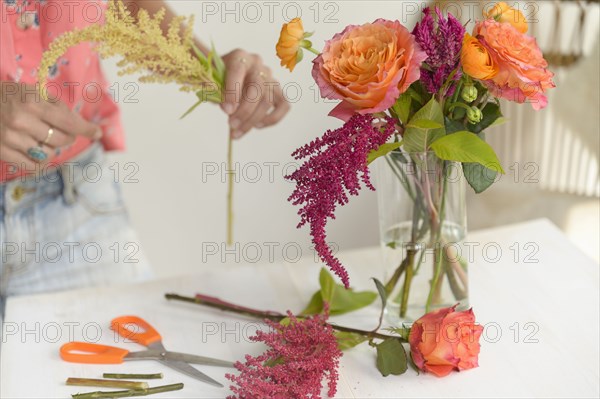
[375, 151, 469, 323]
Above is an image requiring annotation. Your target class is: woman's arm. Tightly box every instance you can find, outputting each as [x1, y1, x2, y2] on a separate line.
[130, 0, 289, 139]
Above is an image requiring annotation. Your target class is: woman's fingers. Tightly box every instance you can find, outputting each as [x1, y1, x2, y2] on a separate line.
[256, 86, 290, 128]
[0, 137, 47, 169]
[221, 49, 248, 116]
[35, 99, 101, 139]
[2, 127, 54, 161]
[23, 118, 75, 148]
[221, 50, 290, 137]
[231, 69, 276, 137]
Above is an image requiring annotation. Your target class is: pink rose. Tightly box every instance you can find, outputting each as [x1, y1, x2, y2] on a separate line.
[409, 306, 483, 377]
[312, 19, 427, 120]
[474, 19, 555, 110]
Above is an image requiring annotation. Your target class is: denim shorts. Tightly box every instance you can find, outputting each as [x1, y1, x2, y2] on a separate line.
[0, 144, 154, 317]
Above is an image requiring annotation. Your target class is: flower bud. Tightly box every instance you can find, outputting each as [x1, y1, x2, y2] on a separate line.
[467, 106, 483, 124]
[461, 85, 478, 103]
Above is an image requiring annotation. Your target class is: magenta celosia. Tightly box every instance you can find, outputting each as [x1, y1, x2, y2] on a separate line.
[412, 7, 465, 95]
[286, 114, 396, 288]
[226, 309, 342, 399]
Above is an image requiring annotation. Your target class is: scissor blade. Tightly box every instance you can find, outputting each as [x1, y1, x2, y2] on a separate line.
[159, 359, 224, 388]
[163, 351, 235, 368]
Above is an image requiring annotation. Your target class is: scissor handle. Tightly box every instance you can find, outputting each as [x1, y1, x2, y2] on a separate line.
[111, 315, 162, 346]
[60, 342, 129, 364]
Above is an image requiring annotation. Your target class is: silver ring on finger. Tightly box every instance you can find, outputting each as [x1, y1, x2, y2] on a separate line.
[43, 127, 55, 145]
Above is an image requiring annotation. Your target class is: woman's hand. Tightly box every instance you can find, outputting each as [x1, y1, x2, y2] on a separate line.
[0, 82, 101, 169]
[220, 49, 290, 139]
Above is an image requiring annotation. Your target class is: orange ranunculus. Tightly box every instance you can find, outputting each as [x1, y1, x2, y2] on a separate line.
[474, 19, 555, 110]
[409, 306, 483, 378]
[461, 34, 499, 80]
[312, 19, 427, 120]
[483, 2, 528, 34]
[276, 18, 305, 72]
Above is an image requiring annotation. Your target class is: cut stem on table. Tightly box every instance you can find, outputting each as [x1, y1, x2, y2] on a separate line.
[71, 383, 183, 399]
[66, 378, 148, 390]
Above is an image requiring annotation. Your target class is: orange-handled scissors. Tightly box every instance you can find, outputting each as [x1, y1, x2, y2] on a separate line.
[60, 316, 234, 387]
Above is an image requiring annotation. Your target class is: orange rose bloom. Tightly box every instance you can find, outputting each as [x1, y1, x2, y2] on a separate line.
[276, 18, 305, 71]
[484, 2, 528, 34]
[312, 19, 427, 120]
[461, 34, 499, 80]
[409, 306, 483, 377]
[474, 20, 555, 110]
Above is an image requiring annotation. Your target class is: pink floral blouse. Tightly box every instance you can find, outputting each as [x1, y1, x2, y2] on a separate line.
[1, 0, 124, 181]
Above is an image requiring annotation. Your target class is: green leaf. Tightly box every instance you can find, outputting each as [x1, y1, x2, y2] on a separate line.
[407, 84, 425, 106]
[403, 98, 446, 152]
[301, 291, 324, 315]
[319, 268, 378, 316]
[463, 162, 498, 193]
[180, 99, 204, 119]
[468, 102, 502, 133]
[430, 131, 505, 173]
[444, 117, 465, 134]
[372, 278, 388, 310]
[391, 92, 412, 125]
[490, 116, 508, 127]
[335, 331, 368, 351]
[367, 141, 403, 165]
[211, 41, 226, 76]
[375, 338, 408, 376]
[406, 119, 444, 130]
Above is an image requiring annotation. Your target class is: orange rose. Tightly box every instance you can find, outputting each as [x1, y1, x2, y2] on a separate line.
[484, 2, 528, 34]
[409, 306, 483, 377]
[474, 19, 555, 110]
[312, 19, 427, 120]
[276, 18, 305, 71]
[461, 34, 498, 80]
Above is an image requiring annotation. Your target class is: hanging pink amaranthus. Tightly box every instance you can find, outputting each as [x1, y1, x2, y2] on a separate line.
[286, 114, 396, 288]
[226, 308, 342, 399]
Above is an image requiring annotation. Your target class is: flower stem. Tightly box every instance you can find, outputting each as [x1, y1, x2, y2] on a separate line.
[70, 383, 183, 399]
[102, 374, 163, 380]
[399, 249, 416, 318]
[165, 293, 400, 341]
[66, 379, 147, 390]
[305, 47, 320, 56]
[226, 133, 234, 246]
[384, 256, 408, 296]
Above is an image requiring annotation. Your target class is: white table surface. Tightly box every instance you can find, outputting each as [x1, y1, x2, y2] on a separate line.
[1, 219, 599, 398]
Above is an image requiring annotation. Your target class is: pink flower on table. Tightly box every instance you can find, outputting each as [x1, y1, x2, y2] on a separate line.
[409, 306, 483, 377]
[226, 309, 342, 399]
[312, 19, 427, 120]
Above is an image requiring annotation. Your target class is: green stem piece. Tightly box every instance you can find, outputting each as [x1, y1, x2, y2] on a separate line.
[383, 256, 408, 297]
[102, 374, 163, 380]
[66, 379, 147, 390]
[399, 249, 416, 318]
[226, 133, 234, 246]
[71, 383, 183, 399]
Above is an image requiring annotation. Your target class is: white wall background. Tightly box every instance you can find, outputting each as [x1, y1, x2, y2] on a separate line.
[103, 1, 599, 277]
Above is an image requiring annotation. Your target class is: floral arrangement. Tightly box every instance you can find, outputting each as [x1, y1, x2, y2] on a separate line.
[276, 3, 554, 300]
